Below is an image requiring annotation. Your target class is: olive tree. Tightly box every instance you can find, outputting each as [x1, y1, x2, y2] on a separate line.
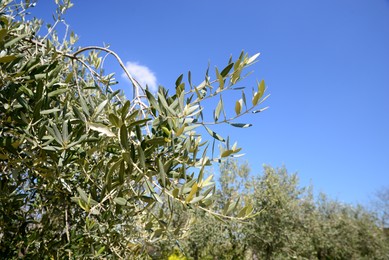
[372, 186, 389, 229]
[243, 166, 316, 259]
[0, 0, 268, 258]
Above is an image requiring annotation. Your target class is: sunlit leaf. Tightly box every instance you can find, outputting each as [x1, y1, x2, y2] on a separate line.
[40, 108, 61, 115]
[247, 52, 260, 65]
[221, 149, 234, 157]
[216, 67, 224, 91]
[114, 197, 128, 206]
[258, 79, 265, 98]
[235, 99, 242, 115]
[88, 122, 115, 137]
[214, 98, 223, 122]
[185, 183, 198, 203]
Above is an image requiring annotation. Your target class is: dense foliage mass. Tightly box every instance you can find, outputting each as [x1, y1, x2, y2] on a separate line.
[0, 1, 267, 258]
[162, 161, 389, 259]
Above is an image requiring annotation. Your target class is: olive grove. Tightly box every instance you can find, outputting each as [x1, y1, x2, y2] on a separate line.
[163, 161, 389, 259]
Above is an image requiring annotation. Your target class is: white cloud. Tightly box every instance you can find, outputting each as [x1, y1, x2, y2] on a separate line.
[122, 61, 158, 92]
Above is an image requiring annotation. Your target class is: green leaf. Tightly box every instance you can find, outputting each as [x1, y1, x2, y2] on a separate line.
[252, 106, 269, 113]
[95, 246, 105, 257]
[252, 92, 260, 106]
[222, 201, 231, 215]
[183, 124, 200, 133]
[73, 106, 87, 122]
[226, 197, 240, 215]
[119, 124, 129, 149]
[189, 195, 204, 204]
[77, 187, 89, 203]
[221, 149, 234, 157]
[122, 151, 132, 165]
[145, 179, 163, 204]
[247, 52, 260, 65]
[201, 174, 214, 188]
[215, 67, 224, 91]
[0, 55, 17, 63]
[46, 125, 63, 144]
[114, 197, 128, 206]
[42, 145, 59, 151]
[185, 183, 198, 203]
[259, 94, 270, 104]
[188, 70, 192, 87]
[245, 203, 254, 216]
[220, 62, 234, 77]
[40, 108, 61, 115]
[202, 185, 215, 198]
[137, 145, 146, 170]
[158, 158, 166, 187]
[121, 100, 131, 120]
[145, 137, 166, 145]
[235, 99, 242, 115]
[229, 123, 252, 128]
[108, 113, 121, 127]
[47, 88, 68, 98]
[214, 98, 223, 122]
[242, 91, 247, 107]
[172, 188, 179, 198]
[4, 33, 28, 48]
[88, 122, 115, 137]
[93, 100, 108, 118]
[175, 73, 183, 87]
[0, 28, 8, 42]
[258, 79, 265, 98]
[129, 118, 151, 128]
[119, 160, 125, 183]
[127, 110, 139, 121]
[204, 126, 225, 142]
[62, 120, 69, 143]
[175, 124, 185, 137]
[158, 92, 176, 116]
[176, 82, 185, 96]
[79, 94, 90, 117]
[237, 206, 248, 218]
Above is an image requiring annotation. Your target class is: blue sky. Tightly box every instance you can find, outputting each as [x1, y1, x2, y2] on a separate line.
[33, 0, 389, 205]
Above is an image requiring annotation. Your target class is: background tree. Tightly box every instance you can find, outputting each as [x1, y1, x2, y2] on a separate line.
[244, 166, 316, 259]
[372, 186, 389, 229]
[171, 161, 389, 260]
[312, 194, 389, 259]
[183, 160, 251, 259]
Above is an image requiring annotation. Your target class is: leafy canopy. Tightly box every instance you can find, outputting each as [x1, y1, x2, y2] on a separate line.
[0, 0, 268, 258]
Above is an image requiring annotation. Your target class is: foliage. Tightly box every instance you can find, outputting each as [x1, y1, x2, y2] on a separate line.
[312, 194, 389, 259]
[372, 186, 389, 228]
[0, 0, 268, 258]
[183, 160, 252, 258]
[160, 162, 389, 259]
[2, 1, 387, 259]
[245, 166, 316, 259]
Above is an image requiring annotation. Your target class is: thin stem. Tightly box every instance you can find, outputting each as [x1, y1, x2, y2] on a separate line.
[72, 46, 143, 97]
